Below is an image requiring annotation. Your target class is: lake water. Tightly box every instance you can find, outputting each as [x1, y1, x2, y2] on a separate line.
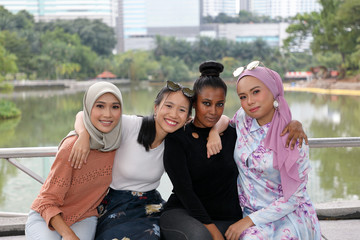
[0, 81, 359, 213]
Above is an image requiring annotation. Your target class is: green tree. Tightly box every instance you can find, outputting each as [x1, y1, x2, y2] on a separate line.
[157, 56, 190, 82]
[0, 30, 33, 76]
[191, 36, 230, 63]
[154, 36, 193, 65]
[13, 10, 35, 31]
[114, 50, 160, 81]
[34, 28, 98, 79]
[202, 10, 287, 24]
[285, 0, 360, 76]
[36, 19, 116, 56]
[0, 44, 18, 81]
[93, 56, 116, 77]
[0, 6, 15, 31]
[220, 56, 240, 79]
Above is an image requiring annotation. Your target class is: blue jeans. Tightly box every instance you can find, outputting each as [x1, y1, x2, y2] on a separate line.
[25, 210, 97, 240]
[95, 189, 164, 240]
[160, 208, 236, 240]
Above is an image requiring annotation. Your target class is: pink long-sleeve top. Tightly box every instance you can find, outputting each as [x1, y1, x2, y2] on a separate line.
[31, 136, 115, 229]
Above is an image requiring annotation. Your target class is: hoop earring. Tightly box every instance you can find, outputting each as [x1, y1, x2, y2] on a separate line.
[273, 100, 279, 109]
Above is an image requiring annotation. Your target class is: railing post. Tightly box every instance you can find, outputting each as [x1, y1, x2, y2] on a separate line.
[5, 158, 44, 184]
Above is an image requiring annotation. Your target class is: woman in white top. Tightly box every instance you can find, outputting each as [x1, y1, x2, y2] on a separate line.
[69, 81, 194, 240]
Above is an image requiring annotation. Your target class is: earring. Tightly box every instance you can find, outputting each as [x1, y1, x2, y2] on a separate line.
[273, 100, 279, 109]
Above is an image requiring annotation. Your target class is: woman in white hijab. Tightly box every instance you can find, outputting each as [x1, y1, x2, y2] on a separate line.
[25, 82, 123, 240]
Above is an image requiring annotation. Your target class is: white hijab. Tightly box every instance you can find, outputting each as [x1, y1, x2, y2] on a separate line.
[61, 81, 123, 152]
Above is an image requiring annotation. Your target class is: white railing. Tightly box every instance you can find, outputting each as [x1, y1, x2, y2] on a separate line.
[1, 137, 360, 184]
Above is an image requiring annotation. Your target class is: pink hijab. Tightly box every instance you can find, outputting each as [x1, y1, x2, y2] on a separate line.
[237, 66, 301, 200]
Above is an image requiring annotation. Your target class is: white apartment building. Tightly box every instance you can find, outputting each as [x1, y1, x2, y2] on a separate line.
[202, 0, 238, 17]
[243, 0, 321, 18]
[0, 0, 118, 27]
[120, 0, 201, 52]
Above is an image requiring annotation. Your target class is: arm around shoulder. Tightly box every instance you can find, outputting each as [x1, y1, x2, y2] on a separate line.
[207, 115, 230, 158]
[69, 111, 90, 169]
[281, 120, 308, 149]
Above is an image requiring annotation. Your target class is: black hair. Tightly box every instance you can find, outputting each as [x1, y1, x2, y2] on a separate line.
[137, 85, 192, 151]
[193, 60, 227, 103]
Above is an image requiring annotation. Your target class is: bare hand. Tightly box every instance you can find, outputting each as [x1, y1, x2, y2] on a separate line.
[62, 234, 80, 240]
[225, 216, 254, 240]
[207, 130, 222, 158]
[204, 223, 225, 240]
[68, 134, 90, 169]
[281, 120, 308, 149]
[50, 214, 80, 240]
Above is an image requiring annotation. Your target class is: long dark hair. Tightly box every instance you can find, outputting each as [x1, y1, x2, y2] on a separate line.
[193, 60, 227, 103]
[137, 85, 192, 151]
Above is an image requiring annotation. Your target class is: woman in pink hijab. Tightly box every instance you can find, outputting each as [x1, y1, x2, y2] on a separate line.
[225, 61, 321, 240]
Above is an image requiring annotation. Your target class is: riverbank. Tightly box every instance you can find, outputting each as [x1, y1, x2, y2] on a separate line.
[283, 76, 360, 96]
[10, 79, 131, 91]
[285, 76, 360, 95]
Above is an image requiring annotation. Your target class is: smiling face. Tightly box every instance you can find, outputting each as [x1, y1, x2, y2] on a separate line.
[90, 93, 121, 133]
[193, 86, 225, 128]
[154, 91, 191, 137]
[237, 75, 275, 126]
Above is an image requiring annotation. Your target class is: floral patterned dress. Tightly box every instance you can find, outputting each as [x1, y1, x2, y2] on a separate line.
[232, 108, 321, 240]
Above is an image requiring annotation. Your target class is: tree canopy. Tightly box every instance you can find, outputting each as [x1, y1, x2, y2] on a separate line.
[203, 11, 287, 24]
[0, 2, 359, 82]
[285, 0, 360, 76]
[36, 19, 117, 56]
[0, 6, 116, 80]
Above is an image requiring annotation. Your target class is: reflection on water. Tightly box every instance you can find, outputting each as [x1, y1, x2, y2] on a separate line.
[0, 83, 359, 213]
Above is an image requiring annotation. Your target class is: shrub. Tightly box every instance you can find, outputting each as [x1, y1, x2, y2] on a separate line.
[0, 100, 21, 119]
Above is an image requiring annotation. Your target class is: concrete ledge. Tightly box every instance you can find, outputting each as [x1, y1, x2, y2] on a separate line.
[315, 200, 360, 220]
[0, 214, 27, 237]
[1, 201, 359, 238]
[320, 219, 360, 240]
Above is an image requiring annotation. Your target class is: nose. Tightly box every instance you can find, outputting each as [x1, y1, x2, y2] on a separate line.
[168, 107, 178, 118]
[209, 105, 216, 115]
[247, 95, 254, 105]
[103, 106, 112, 117]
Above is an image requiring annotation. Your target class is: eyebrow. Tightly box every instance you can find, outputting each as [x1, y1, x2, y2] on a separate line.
[202, 98, 225, 102]
[95, 100, 120, 104]
[238, 86, 261, 96]
[164, 100, 189, 110]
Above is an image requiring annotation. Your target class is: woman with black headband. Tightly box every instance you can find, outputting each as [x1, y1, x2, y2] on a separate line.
[160, 61, 306, 240]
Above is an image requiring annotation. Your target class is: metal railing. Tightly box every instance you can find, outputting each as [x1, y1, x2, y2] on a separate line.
[0, 147, 58, 184]
[1, 137, 360, 184]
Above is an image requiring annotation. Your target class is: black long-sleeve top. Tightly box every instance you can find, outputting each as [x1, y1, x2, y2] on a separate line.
[163, 122, 243, 224]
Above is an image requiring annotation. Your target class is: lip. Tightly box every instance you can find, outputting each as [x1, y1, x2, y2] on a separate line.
[249, 107, 260, 113]
[99, 120, 113, 126]
[165, 118, 177, 126]
[206, 117, 218, 122]
[205, 116, 220, 124]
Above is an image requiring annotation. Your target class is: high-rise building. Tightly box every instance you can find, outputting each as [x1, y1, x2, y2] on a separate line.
[202, 0, 238, 17]
[241, 0, 321, 18]
[119, 0, 201, 52]
[122, 0, 147, 37]
[239, 0, 250, 12]
[0, 0, 119, 27]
